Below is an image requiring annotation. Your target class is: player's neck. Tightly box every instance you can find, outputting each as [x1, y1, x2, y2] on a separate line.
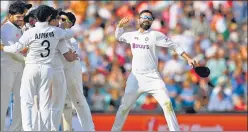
[8, 19, 21, 29]
[139, 28, 145, 33]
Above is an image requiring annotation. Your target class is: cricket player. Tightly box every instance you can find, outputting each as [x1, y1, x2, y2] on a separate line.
[21, 8, 39, 130]
[48, 7, 78, 131]
[112, 10, 197, 131]
[23, 8, 37, 31]
[0, 5, 75, 131]
[1, 0, 32, 26]
[59, 11, 95, 131]
[0, 1, 31, 131]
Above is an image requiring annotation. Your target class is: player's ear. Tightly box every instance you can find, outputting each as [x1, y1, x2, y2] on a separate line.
[46, 15, 52, 22]
[137, 16, 140, 25]
[8, 14, 13, 20]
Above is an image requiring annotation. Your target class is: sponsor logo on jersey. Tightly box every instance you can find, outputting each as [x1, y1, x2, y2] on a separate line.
[16, 34, 20, 38]
[132, 43, 149, 49]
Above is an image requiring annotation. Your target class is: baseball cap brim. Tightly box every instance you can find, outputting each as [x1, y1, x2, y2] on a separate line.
[25, 4, 32, 9]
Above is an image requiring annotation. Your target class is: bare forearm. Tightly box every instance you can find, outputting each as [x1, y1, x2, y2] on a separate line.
[181, 52, 192, 61]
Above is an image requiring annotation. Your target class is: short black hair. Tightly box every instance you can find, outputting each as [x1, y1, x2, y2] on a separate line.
[139, 10, 155, 20]
[60, 11, 76, 26]
[14, 0, 32, 9]
[24, 9, 37, 23]
[9, 2, 25, 15]
[35, 5, 53, 22]
[49, 8, 62, 22]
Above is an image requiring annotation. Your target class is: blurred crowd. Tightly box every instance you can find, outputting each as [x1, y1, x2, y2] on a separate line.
[1, 1, 247, 113]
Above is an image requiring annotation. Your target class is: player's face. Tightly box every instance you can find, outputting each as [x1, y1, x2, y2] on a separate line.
[28, 17, 37, 26]
[54, 15, 60, 27]
[138, 12, 153, 30]
[60, 15, 73, 29]
[9, 13, 25, 26]
[49, 15, 60, 27]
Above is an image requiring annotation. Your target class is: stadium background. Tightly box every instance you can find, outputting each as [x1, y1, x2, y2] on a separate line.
[1, 1, 247, 131]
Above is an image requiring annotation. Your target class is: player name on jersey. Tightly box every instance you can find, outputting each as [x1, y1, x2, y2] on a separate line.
[35, 32, 54, 39]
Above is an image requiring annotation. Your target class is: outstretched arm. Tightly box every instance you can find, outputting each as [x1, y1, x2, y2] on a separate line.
[156, 33, 197, 67]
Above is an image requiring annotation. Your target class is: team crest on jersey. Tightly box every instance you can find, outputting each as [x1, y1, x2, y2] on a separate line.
[16, 34, 20, 38]
[145, 37, 149, 41]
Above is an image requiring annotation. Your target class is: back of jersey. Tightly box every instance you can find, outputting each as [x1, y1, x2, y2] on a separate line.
[21, 22, 72, 64]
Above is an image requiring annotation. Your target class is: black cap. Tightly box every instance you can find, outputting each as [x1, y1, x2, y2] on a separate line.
[24, 9, 37, 23]
[60, 11, 76, 26]
[50, 7, 62, 20]
[15, 0, 32, 9]
[35, 5, 53, 22]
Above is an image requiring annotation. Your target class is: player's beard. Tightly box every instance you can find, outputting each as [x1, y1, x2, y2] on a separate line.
[140, 21, 151, 30]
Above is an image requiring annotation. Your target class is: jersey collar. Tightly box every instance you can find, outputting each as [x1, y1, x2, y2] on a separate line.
[6, 20, 21, 29]
[35, 22, 48, 27]
[138, 28, 152, 34]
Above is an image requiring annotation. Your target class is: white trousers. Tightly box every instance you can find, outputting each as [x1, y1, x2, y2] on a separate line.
[111, 71, 180, 131]
[62, 60, 95, 131]
[61, 93, 73, 131]
[50, 69, 66, 131]
[1, 63, 23, 131]
[20, 64, 53, 131]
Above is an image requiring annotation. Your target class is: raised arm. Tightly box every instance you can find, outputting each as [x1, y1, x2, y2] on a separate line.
[115, 17, 131, 44]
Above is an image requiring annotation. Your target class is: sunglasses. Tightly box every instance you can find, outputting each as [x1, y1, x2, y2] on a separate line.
[60, 17, 72, 23]
[139, 15, 153, 21]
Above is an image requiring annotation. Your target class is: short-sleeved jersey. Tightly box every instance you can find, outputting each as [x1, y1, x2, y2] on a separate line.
[3, 22, 74, 64]
[115, 27, 184, 74]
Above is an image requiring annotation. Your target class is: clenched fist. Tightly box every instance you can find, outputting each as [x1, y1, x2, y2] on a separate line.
[118, 17, 130, 28]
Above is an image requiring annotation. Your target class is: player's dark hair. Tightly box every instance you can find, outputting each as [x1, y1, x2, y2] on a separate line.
[139, 10, 155, 20]
[9, 3, 25, 15]
[48, 12, 57, 22]
[60, 11, 76, 26]
[35, 5, 53, 22]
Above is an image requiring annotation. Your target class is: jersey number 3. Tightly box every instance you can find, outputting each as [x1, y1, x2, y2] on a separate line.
[40, 40, 50, 57]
